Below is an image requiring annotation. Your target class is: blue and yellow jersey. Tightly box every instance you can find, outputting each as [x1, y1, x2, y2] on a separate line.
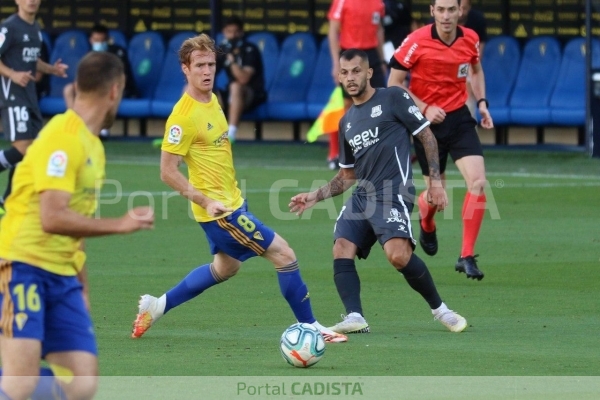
[161, 92, 243, 222]
[0, 110, 105, 276]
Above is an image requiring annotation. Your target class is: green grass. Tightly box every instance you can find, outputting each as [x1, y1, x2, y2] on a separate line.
[2, 141, 600, 377]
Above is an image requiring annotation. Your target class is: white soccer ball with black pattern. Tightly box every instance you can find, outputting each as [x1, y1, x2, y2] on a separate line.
[280, 323, 326, 368]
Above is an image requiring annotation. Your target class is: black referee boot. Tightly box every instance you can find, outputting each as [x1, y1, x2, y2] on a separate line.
[455, 255, 484, 280]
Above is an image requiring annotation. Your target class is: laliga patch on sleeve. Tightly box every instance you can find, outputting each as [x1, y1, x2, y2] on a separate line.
[46, 150, 68, 177]
[167, 125, 183, 144]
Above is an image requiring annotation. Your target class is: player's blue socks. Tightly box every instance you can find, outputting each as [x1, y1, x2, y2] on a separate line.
[164, 263, 221, 314]
[277, 261, 315, 324]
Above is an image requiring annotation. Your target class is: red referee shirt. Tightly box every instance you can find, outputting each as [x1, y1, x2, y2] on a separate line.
[393, 24, 480, 113]
[328, 0, 385, 50]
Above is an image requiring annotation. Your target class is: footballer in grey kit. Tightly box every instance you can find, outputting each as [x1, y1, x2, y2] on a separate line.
[290, 49, 467, 335]
[0, 13, 44, 140]
[337, 86, 430, 255]
[0, 0, 68, 213]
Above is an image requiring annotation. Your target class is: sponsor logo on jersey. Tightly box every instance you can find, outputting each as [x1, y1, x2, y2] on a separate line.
[346, 122, 351, 132]
[457, 63, 470, 78]
[207, 122, 213, 130]
[348, 127, 379, 153]
[408, 105, 425, 121]
[22, 47, 40, 63]
[371, 105, 382, 118]
[167, 125, 182, 144]
[213, 131, 229, 146]
[46, 150, 68, 177]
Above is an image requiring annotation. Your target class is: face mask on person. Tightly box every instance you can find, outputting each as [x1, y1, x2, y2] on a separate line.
[92, 41, 108, 52]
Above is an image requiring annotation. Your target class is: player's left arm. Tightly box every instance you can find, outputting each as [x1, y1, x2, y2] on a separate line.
[470, 61, 493, 129]
[36, 58, 68, 78]
[414, 127, 448, 210]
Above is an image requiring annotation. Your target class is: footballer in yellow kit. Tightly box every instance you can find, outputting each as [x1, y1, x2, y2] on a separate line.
[0, 109, 103, 351]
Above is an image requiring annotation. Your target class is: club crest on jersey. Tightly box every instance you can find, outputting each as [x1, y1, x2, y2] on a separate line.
[457, 63, 470, 78]
[167, 125, 182, 144]
[371, 105, 382, 118]
[23, 34, 30, 42]
[46, 150, 68, 177]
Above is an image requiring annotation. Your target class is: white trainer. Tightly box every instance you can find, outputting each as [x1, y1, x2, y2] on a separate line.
[434, 309, 467, 333]
[131, 294, 164, 338]
[327, 312, 370, 334]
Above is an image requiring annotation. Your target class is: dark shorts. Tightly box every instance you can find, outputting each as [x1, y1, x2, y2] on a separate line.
[414, 105, 483, 175]
[200, 201, 276, 262]
[334, 193, 416, 260]
[0, 261, 97, 357]
[1, 105, 44, 142]
[340, 48, 386, 99]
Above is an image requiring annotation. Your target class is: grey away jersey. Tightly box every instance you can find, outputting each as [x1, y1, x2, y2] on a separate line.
[339, 87, 430, 196]
[0, 14, 43, 109]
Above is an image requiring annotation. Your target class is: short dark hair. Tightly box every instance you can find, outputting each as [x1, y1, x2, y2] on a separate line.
[223, 16, 244, 31]
[340, 49, 369, 66]
[430, 0, 461, 6]
[76, 52, 124, 94]
[90, 24, 109, 37]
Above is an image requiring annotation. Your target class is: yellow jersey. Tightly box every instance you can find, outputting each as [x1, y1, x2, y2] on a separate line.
[0, 110, 105, 276]
[161, 92, 243, 222]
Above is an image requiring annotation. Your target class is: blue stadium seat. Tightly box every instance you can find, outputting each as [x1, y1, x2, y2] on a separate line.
[40, 30, 52, 55]
[109, 29, 128, 49]
[305, 37, 336, 120]
[118, 31, 165, 118]
[509, 37, 561, 125]
[549, 38, 600, 126]
[266, 32, 317, 121]
[39, 30, 89, 115]
[242, 32, 280, 121]
[478, 36, 520, 125]
[150, 32, 197, 118]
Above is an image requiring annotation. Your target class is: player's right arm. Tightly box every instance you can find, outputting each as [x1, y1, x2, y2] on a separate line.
[160, 150, 231, 217]
[289, 168, 356, 216]
[160, 115, 232, 217]
[40, 190, 154, 236]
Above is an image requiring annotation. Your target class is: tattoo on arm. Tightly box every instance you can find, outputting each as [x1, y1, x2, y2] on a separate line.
[415, 128, 441, 181]
[316, 173, 353, 201]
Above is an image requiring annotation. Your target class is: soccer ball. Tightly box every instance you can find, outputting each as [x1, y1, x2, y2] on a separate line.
[280, 323, 325, 368]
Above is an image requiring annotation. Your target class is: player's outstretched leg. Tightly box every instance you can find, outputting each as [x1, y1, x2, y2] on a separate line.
[277, 260, 347, 343]
[418, 191, 438, 256]
[132, 263, 224, 338]
[387, 240, 467, 333]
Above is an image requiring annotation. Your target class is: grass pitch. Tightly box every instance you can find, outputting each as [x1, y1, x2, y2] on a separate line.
[2, 141, 599, 377]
